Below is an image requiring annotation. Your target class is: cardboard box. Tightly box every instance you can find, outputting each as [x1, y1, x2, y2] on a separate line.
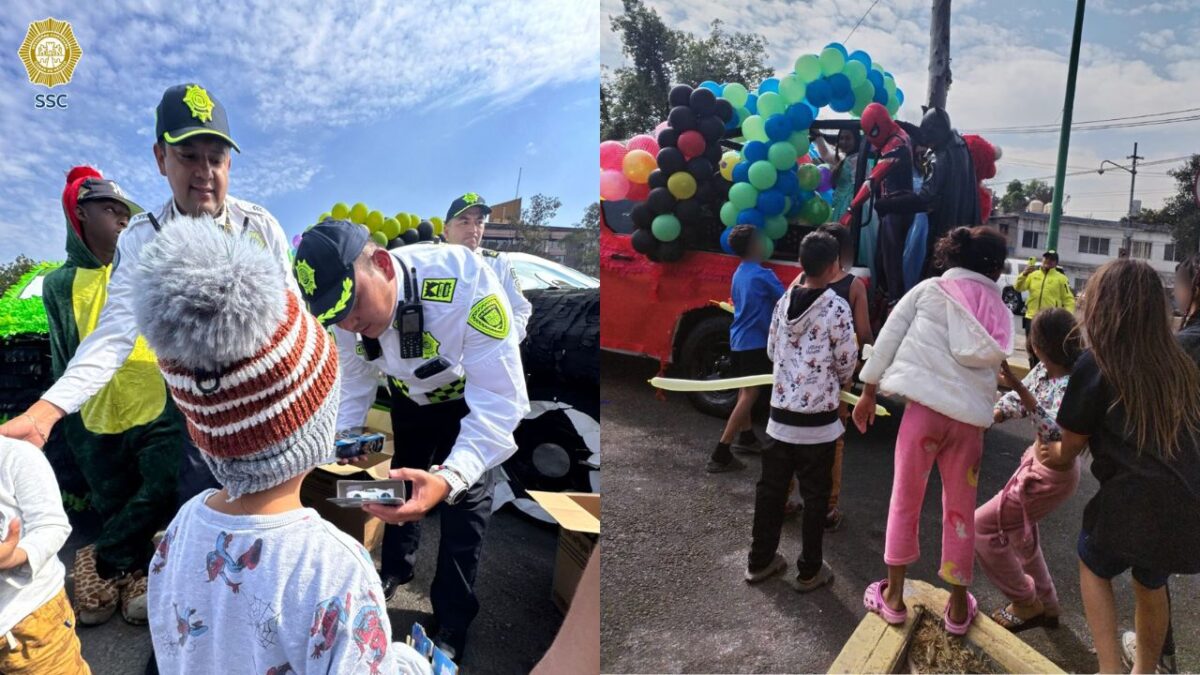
[300, 428, 394, 551]
[529, 491, 600, 613]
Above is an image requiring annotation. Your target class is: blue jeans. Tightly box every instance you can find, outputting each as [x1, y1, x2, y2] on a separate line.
[1077, 529, 1170, 589]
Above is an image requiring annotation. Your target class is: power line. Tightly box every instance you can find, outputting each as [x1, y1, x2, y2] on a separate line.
[971, 113, 1200, 135]
[969, 106, 1200, 133]
[844, 0, 882, 43]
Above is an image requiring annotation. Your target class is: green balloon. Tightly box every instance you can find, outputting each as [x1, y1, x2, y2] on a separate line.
[760, 234, 775, 260]
[370, 230, 389, 246]
[884, 75, 897, 96]
[768, 142, 798, 170]
[722, 82, 749, 108]
[765, 215, 788, 239]
[887, 93, 900, 116]
[797, 164, 821, 191]
[720, 201, 739, 227]
[742, 115, 767, 142]
[783, 196, 793, 215]
[802, 196, 832, 225]
[651, 214, 682, 242]
[794, 54, 822, 82]
[736, 106, 751, 125]
[779, 75, 807, 105]
[757, 91, 785, 118]
[789, 131, 810, 151]
[843, 60, 867, 88]
[729, 182, 759, 210]
[819, 47, 845, 76]
[748, 160, 778, 190]
[872, 62, 885, 73]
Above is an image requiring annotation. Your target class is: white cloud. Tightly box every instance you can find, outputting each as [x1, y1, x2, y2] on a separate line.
[525, 141, 538, 156]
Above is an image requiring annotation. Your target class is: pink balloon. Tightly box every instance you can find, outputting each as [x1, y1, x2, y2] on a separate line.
[654, 120, 669, 134]
[600, 169, 630, 201]
[627, 134, 660, 156]
[600, 141, 627, 170]
[677, 130, 706, 160]
[626, 181, 650, 201]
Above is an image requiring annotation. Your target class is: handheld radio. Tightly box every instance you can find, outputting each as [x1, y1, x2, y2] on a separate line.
[395, 265, 424, 359]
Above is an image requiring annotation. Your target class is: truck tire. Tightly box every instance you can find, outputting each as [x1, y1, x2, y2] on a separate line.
[521, 289, 599, 388]
[677, 314, 738, 418]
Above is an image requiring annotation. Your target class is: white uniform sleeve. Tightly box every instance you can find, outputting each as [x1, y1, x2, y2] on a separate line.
[41, 224, 148, 414]
[447, 264, 530, 487]
[497, 256, 532, 342]
[258, 209, 302, 297]
[7, 443, 70, 583]
[333, 327, 383, 431]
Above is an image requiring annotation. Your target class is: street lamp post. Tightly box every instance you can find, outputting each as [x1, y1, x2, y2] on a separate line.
[1098, 141, 1142, 256]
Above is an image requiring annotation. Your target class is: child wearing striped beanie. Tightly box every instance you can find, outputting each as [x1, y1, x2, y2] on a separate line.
[134, 215, 425, 674]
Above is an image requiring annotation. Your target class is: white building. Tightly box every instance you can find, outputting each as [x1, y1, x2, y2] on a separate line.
[989, 210, 1185, 292]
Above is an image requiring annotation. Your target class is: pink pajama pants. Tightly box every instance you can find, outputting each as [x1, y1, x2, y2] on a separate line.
[885, 402, 984, 586]
[974, 447, 1080, 610]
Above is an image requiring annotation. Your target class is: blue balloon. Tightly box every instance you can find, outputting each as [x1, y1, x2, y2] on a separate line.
[820, 188, 834, 203]
[757, 189, 786, 216]
[759, 77, 780, 94]
[743, 140, 769, 163]
[824, 42, 849, 58]
[786, 103, 815, 132]
[805, 78, 832, 107]
[720, 227, 734, 254]
[848, 50, 872, 69]
[725, 115, 739, 130]
[828, 73, 851, 99]
[732, 162, 750, 184]
[797, 189, 815, 203]
[884, 71, 893, 79]
[786, 197, 804, 218]
[873, 84, 889, 105]
[775, 170, 799, 195]
[738, 208, 766, 228]
[830, 92, 855, 113]
[764, 115, 793, 142]
[867, 70, 885, 90]
[746, 93, 758, 114]
[896, 88, 905, 105]
[700, 80, 720, 92]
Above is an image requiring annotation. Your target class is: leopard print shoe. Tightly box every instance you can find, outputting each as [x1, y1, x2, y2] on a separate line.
[72, 544, 119, 626]
[120, 572, 149, 625]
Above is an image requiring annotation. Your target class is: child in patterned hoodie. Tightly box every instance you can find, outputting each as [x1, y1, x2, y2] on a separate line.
[134, 216, 429, 674]
[744, 231, 857, 592]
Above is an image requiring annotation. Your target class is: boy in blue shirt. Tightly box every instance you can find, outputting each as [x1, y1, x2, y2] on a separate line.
[707, 225, 786, 473]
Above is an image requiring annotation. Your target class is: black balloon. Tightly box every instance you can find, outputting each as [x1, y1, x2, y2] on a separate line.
[631, 202, 655, 230]
[647, 187, 676, 215]
[686, 157, 714, 181]
[656, 146, 686, 174]
[657, 127, 678, 149]
[714, 98, 734, 122]
[659, 238, 685, 262]
[647, 169, 667, 190]
[698, 115, 725, 143]
[689, 87, 717, 116]
[669, 84, 694, 108]
[667, 105, 696, 131]
[417, 221, 434, 240]
[703, 141, 724, 164]
[631, 228, 658, 255]
[387, 237, 404, 249]
[694, 180, 715, 203]
[400, 229, 420, 244]
[675, 198, 702, 226]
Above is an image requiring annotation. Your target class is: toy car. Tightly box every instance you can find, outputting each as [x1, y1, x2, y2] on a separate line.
[347, 487, 395, 500]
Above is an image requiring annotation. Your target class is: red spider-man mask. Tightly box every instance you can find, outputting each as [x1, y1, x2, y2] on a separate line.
[860, 103, 898, 151]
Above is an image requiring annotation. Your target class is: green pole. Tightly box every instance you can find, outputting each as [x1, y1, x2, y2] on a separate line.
[1048, 0, 1087, 250]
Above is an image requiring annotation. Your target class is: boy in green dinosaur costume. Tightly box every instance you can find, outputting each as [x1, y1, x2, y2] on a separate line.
[41, 167, 183, 627]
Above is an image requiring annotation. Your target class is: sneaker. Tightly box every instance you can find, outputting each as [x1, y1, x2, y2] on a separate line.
[825, 508, 844, 532]
[120, 573, 149, 625]
[434, 626, 467, 662]
[1121, 630, 1177, 673]
[744, 554, 787, 584]
[72, 545, 120, 626]
[791, 561, 835, 593]
[705, 456, 745, 473]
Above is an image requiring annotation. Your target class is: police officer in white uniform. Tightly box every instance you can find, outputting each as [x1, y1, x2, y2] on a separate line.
[441, 193, 533, 341]
[294, 220, 529, 660]
[0, 83, 297, 503]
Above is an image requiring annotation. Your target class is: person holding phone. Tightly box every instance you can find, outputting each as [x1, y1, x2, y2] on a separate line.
[293, 219, 530, 661]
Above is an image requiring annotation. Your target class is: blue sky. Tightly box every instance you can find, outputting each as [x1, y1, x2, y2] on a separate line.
[602, 0, 1200, 220]
[1, 1, 598, 263]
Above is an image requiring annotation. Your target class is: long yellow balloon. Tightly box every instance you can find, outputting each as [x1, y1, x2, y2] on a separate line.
[648, 375, 889, 416]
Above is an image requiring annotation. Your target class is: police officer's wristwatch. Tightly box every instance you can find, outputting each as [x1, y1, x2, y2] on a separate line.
[430, 465, 469, 505]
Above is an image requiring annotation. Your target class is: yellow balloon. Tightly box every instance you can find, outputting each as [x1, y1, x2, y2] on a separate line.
[719, 150, 741, 181]
[667, 172, 697, 199]
[381, 217, 401, 240]
[331, 202, 350, 220]
[318, 212, 331, 222]
[432, 219, 444, 236]
[349, 202, 368, 224]
[366, 210, 384, 231]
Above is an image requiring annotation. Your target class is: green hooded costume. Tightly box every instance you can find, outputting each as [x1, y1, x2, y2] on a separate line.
[42, 168, 182, 578]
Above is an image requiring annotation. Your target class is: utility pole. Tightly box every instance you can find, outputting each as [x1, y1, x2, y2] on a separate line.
[1047, 0, 1086, 251]
[1099, 141, 1142, 255]
[515, 167, 523, 198]
[927, 0, 951, 110]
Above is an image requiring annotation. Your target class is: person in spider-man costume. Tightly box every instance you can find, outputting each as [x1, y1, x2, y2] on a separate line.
[840, 102, 915, 305]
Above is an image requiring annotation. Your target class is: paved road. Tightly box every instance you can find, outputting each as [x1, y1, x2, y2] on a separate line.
[600, 351, 1199, 674]
[66, 505, 563, 674]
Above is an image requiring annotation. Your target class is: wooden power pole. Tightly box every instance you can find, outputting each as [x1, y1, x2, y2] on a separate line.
[927, 0, 951, 110]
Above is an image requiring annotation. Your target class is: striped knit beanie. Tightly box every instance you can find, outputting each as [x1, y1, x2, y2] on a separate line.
[133, 214, 340, 498]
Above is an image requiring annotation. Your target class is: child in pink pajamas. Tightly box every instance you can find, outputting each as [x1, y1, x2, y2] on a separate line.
[854, 226, 1012, 635]
[975, 308, 1081, 632]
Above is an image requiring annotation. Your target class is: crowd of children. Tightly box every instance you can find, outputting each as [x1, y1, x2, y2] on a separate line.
[725, 220, 1200, 672]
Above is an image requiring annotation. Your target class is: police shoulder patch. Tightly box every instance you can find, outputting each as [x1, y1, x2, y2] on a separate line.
[421, 278, 457, 303]
[467, 294, 509, 340]
[479, 248, 500, 258]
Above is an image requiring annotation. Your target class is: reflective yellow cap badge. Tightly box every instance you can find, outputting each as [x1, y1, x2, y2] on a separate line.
[295, 259, 317, 296]
[182, 84, 214, 123]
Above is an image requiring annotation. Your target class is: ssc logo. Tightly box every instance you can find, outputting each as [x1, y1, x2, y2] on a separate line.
[18, 18, 82, 88]
[421, 278, 457, 303]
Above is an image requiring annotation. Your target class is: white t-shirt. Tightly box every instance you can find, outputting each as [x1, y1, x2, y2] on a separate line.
[148, 490, 395, 675]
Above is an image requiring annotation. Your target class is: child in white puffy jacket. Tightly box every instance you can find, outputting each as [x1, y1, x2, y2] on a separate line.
[853, 226, 1013, 636]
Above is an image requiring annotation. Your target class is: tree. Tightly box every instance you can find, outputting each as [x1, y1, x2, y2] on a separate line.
[601, 2, 772, 141]
[1025, 179, 1053, 204]
[563, 202, 600, 276]
[997, 178, 1054, 214]
[505, 194, 563, 256]
[1137, 155, 1200, 255]
[0, 256, 34, 297]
